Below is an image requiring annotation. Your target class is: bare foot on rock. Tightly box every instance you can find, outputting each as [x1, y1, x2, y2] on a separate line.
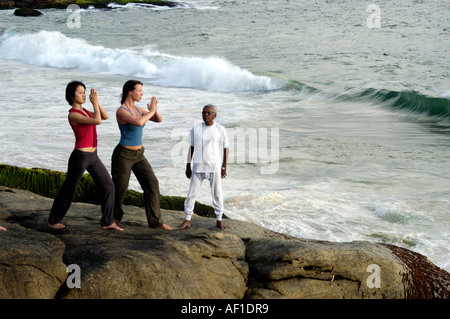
[216, 221, 228, 229]
[178, 220, 191, 229]
[48, 223, 65, 229]
[157, 223, 172, 230]
[102, 222, 123, 231]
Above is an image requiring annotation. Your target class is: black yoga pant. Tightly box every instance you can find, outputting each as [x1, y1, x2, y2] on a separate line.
[111, 144, 163, 228]
[48, 149, 115, 227]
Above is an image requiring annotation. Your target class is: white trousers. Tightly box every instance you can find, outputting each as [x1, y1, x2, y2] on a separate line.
[184, 172, 224, 221]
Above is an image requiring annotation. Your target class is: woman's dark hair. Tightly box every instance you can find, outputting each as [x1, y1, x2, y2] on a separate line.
[121, 80, 143, 104]
[65, 81, 86, 106]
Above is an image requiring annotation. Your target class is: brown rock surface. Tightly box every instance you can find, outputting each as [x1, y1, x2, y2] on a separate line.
[0, 187, 449, 299]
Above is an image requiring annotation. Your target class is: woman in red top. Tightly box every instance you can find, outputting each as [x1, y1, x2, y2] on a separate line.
[48, 81, 122, 231]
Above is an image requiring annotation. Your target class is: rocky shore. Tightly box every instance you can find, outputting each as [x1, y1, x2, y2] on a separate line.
[1, 185, 449, 299]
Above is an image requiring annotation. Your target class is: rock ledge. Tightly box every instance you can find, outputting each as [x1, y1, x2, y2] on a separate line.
[0, 187, 449, 299]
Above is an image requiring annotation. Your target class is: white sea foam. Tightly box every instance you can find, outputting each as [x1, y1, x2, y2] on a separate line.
[107, 1, 220, 10]
[0, 30, 281, 92]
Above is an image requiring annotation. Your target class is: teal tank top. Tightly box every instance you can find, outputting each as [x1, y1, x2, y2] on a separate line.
[118, 106, 145, 146]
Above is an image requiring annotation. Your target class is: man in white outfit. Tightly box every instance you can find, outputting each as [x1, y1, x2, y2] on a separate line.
[179, 104, 229, 229]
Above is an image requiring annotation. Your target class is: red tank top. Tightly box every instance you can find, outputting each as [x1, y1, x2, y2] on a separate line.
[68, 108, 98, 149]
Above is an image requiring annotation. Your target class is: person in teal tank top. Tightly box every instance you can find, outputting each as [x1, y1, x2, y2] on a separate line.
[111, 80, 172, 230]
[118, 106, 145, 146]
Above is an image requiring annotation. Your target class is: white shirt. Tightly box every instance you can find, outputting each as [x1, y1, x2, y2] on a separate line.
[189, 122, 229, 173]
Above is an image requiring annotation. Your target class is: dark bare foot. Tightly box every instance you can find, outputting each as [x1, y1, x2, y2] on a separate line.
[178, 220, 191, 229]
[216, 221, 228, 229]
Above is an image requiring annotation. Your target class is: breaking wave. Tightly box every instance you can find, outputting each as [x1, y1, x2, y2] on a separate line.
[0, 30, 284, 92]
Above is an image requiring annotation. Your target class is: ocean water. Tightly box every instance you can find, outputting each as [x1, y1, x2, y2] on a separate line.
[0, 0, 449, 271]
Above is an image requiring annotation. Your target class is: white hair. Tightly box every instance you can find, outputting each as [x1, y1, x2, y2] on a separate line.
[204, 104, 217, 114]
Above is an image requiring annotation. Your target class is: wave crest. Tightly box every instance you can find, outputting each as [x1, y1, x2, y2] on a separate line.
[0, 30, 282, 92]
[360, 88, 450, 118]
[338, 87, 450, 120]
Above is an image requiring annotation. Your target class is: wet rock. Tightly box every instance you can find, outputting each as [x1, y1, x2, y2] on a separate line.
[13, 7, 42, 16]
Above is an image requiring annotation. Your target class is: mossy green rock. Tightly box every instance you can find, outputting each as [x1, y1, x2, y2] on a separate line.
[0, 164, 215, 217]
